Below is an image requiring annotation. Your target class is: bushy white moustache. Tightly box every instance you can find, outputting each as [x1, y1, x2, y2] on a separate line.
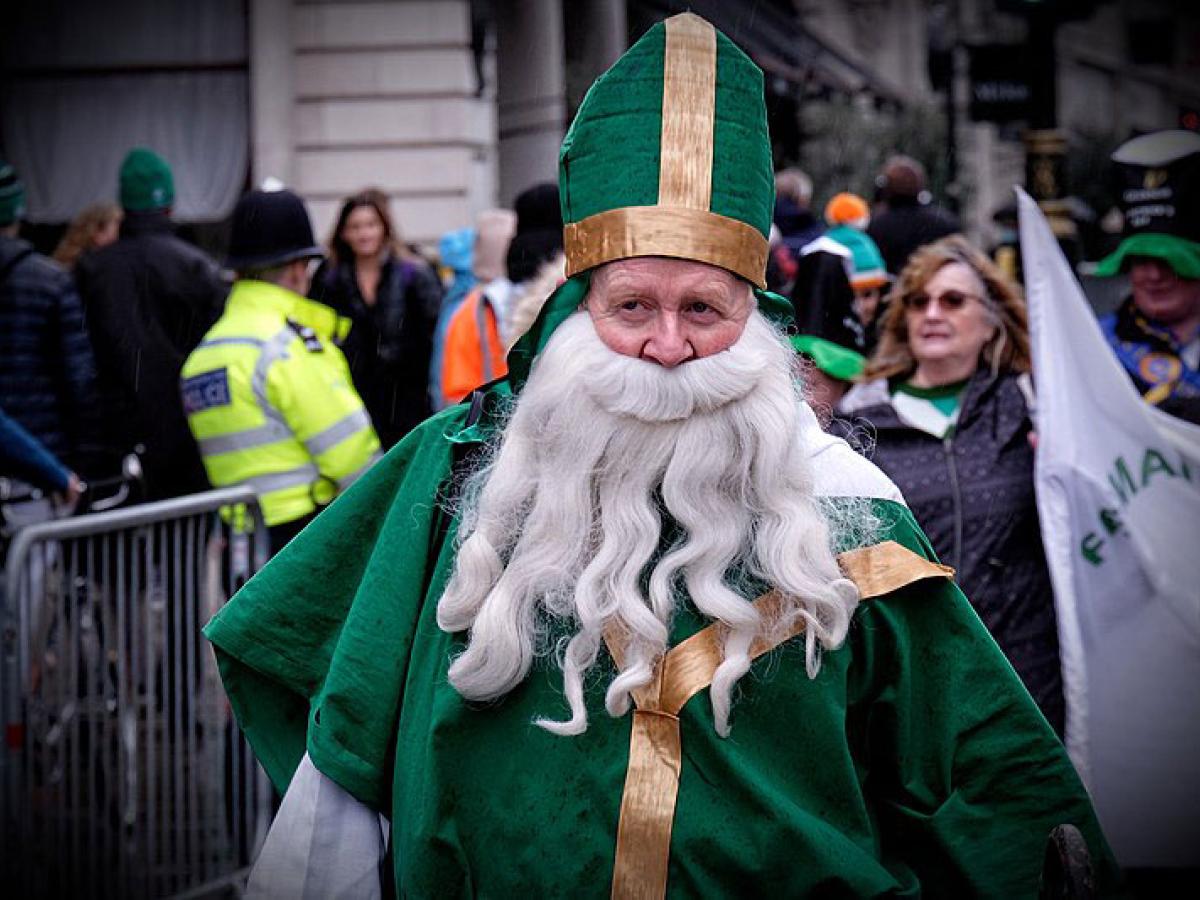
[532, 311, 780, 422]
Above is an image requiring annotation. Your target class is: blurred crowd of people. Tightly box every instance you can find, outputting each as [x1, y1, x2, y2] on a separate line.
[1, 128, 1197, 714]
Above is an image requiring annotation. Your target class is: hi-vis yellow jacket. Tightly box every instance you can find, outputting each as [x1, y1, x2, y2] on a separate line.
[181, 279, 381, 527]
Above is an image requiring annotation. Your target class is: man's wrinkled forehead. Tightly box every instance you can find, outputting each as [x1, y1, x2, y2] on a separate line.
[590, 257, 751, 304]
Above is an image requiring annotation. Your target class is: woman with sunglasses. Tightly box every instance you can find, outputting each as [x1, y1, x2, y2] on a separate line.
[839, 234, 1064, 736]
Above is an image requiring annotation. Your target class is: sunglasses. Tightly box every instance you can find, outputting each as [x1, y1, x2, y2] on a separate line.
[903, 289, 981, 313]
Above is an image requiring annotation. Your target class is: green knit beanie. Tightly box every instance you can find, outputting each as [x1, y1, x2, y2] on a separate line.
[0, 160, 26, 226]
[119, 148, 175, 211]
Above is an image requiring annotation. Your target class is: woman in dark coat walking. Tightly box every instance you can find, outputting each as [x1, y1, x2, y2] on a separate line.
[310, 189, 441, 449]
[839, 235, 1064, 734]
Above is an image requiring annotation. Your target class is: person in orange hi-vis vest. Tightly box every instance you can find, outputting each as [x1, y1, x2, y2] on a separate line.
[441, 184, 564, 404]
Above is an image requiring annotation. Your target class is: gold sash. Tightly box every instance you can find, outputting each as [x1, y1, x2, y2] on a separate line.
[603, 540, 953, 900]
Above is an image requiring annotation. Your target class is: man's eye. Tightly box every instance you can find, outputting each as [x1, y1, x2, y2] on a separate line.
[689, 302, 713, 314]
[620, 300, 642, 312]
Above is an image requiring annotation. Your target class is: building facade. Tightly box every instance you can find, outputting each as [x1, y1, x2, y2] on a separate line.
[3, 0, 1196, 258]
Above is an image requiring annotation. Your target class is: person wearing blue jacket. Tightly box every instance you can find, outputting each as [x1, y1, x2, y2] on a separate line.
[0, 406, 82, 500]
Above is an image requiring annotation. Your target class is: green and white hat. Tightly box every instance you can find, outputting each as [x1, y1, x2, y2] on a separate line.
[1096, 129, 1200, 280]
[559, 13, 773, 289]
[825, 225, 888, 291]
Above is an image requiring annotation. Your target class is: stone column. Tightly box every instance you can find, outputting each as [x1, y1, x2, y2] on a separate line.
[579, 0, 626, 81]
[248, 0, 295, 188]
[496, 0, 566, 206]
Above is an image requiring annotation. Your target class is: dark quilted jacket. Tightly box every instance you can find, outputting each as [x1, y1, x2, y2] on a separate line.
[839, 369, 1065, 735]
[0, 236, 101, 473]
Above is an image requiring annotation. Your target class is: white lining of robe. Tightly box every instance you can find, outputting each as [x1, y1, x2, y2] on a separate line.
[246, 753, 387, 899]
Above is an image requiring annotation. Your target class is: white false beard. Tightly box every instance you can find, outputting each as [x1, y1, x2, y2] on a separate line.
[436, 310, 860, 737]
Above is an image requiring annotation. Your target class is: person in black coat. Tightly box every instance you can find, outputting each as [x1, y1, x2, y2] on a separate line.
[867, 155, 960, 276]
[839, 235, 1064, 735]
[309, 189, 441, 449]
[74, 149, 228, 499]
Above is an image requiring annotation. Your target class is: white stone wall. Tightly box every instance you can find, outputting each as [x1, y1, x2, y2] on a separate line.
[251, 0, 496, 248]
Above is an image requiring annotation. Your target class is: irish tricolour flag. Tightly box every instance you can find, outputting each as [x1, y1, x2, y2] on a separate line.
[1019, 189, 1200, 867]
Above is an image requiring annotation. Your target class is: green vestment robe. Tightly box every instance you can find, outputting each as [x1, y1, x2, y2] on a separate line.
[206, 274, 1117, 896]
[205, 392, 1120, 898]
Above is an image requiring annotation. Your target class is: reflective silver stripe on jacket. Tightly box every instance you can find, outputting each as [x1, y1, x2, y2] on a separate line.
[336, 451, 383, 490]
[194, 328, 298, 459]
[197, 336, 267, 350]
[248, 464, 320, 496]
[251, 328, 299, 425]
[303, 409, 372, 457]
[196, 421, 293, 456]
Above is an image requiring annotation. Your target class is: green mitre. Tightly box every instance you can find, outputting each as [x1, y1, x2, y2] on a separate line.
[506, 13, 790, 394]
[558, 13, 773, 287]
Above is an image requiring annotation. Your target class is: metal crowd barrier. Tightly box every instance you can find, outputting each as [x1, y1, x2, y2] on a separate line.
[1, 487, 273, 898]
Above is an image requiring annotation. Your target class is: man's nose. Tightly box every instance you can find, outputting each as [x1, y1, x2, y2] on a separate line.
[641, 317, 694, 368]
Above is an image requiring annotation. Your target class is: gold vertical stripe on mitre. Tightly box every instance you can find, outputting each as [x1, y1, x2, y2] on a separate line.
[658, 14, 717, 210]
[604, 540, 954, 900]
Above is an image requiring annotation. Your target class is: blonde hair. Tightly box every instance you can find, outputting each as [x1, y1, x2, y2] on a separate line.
[52, 203, 122, 269]
[864, 234, 1031, 381]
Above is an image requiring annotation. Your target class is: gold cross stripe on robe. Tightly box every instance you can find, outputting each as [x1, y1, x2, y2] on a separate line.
[601, 540, 955, 900]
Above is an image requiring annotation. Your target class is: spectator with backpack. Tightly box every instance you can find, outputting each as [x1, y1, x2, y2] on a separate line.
[0, 160, 102, 481]
[310, 189, 442, 448]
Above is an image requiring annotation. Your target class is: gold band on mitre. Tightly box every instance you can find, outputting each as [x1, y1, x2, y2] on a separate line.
[563, 206, 769, 289]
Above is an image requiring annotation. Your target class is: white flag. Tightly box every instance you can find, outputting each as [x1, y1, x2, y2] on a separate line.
[1019, 188, 1200, 867]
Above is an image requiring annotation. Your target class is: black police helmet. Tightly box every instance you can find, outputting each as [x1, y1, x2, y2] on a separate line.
[226, 189, 324, 271]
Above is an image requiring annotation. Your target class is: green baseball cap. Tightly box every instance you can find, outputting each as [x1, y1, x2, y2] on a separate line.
[790, 334, 866, 383]
[119, 147, 175, 212]
[1095, 232, 1200, 280]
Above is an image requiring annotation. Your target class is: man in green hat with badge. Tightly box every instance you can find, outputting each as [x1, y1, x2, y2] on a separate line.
[1097, 129, 1200, 424]
[206, 14, 1116, 898]
[76, 147, 229, 498]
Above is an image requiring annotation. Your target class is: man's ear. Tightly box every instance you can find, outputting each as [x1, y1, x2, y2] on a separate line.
[287, 258, 311, 292]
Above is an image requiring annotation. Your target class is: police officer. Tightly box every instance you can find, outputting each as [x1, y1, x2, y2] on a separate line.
[182, 189, 381, 553]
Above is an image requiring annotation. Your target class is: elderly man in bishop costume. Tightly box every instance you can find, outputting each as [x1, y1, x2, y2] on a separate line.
[207, 14, 1116, 898]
